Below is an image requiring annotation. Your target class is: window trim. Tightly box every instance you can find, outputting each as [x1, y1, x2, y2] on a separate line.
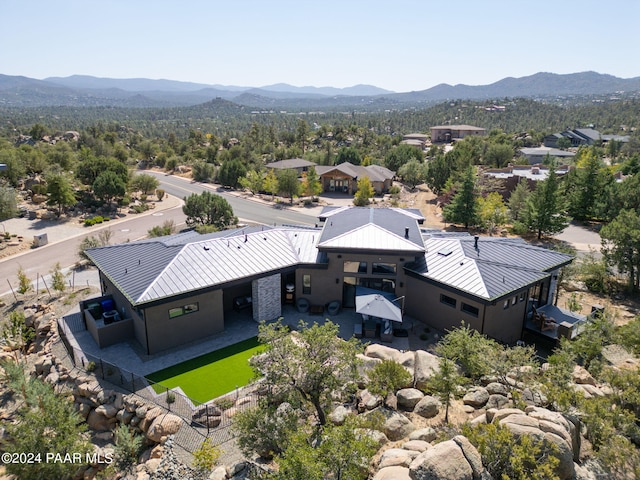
[372, 262, 397, 275]
[440, 294, 457, 308]
[461, 302, 479, 317]
[168, 302, 199, 319]
[302, 274, 311, 295]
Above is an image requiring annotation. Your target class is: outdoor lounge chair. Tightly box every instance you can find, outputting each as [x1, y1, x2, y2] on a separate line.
[540, 313, 557, 331]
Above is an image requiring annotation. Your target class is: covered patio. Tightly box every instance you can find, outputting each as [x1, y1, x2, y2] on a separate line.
[524, 304, 589, 341]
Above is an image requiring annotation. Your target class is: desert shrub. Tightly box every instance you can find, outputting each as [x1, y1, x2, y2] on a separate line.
[114, 424, 144, 469]
[192, 438, 222, 476]
[367, 359, 412, 397]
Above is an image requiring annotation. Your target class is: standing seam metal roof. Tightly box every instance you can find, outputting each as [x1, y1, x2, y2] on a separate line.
[88, 228, 320, 306]
[408, 236, 573, 301]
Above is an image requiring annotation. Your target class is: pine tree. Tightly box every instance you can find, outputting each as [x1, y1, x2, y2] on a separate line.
[522, 164, 570, 239]
[443, 167, 479, 228]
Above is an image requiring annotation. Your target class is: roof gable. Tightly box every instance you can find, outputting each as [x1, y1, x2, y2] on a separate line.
[318, 223, 425, 252]
[318, 208, 424, 250]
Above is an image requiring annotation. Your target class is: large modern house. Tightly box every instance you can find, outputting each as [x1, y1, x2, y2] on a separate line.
[543, 128, 630, 148]
[430, 125, 486, 143]
[83, 207, 573, 355]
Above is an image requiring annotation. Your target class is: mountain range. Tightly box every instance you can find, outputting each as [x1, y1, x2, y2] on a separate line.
[0, 71, 639, 109]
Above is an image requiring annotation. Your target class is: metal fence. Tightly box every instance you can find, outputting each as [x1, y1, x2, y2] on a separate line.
[55, 314, 259, 455]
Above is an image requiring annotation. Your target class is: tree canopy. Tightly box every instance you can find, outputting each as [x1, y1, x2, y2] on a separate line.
[182, 191, 237, 230]
[251, 320, 362, 426]
[521, 164, 569, 239]
[443, 166, 479, 229]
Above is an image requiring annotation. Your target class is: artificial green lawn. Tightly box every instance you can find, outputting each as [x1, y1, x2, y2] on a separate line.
[145, 337, 263, 403]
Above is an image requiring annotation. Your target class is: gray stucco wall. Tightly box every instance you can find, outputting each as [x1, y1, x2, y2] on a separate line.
[143, 289, 224, 354]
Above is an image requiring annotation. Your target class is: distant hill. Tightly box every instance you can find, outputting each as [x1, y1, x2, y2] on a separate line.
[391, 71, 640, 103]
[0, 71, 639, 108]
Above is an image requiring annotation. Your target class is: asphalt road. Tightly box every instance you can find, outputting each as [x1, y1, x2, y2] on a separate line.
[146, 171, 317, 226]
[0, 173, 317, 297]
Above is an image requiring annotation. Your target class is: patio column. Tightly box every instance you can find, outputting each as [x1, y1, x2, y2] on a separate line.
[252, 274, 282, 322]
[548, 269, 559, 305]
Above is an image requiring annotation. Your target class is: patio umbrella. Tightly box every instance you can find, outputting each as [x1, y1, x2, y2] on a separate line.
[355, 294, 402, 323]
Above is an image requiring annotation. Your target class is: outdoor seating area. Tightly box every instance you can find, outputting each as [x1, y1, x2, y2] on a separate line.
[524, 304, 588, 341]
[532, 306, 558, 332]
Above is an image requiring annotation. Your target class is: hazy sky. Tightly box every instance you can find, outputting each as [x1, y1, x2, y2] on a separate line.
[2, 0, 638, 92]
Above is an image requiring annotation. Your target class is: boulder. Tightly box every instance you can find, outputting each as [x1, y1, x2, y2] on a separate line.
[365, 344, 401, 362]
[356, 428, 388, 447]
[572, 365, 596, 386]
[486, 407, 525, 424]
[397, 388, 424, 410]
[413, 350, 440, 390]
[574, 462, 598, 480]
[378, 448, 419, 468]
[463, 387, 489, 408]
[95, 403, 118, 419]
[77, 402, 91, 420]
[358, 389, 382, 411]
[544, 432, 576, 480]
[384, 393, 398, 410]
[500, 413, 540, 429]
[209, 466, 227, 480]
[401, 440, 431, 452]
[192, 404, 222, 428]
[86, 409, 115, 431]
[522, 388, 547, 406]
[356, 353, 382, 385]
[452, 435, 485, 479]
[372, 466, 412, 480]
[485, 394, 509, 410]
[397, 351, 416, 375]
[413, 395, 440, 419]
[328, 405, 352, 426]
[227, 460, 247, 477]
[576, 384, 605, 398]
[409, 440, 473, 480]
[383, 412, 415, 441]
[146, 414, 183, 442]
[409, 427, 437, 443]
[485, 382, 509, 396]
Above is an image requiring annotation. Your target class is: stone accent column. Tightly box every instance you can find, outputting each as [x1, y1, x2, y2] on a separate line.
[252, 274, 281, 322]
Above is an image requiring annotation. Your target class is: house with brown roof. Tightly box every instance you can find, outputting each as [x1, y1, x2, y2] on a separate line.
[315, 163, 394, 194]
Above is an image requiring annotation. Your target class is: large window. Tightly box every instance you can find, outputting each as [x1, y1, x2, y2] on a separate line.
[302, 274, 311, 294]
[461, 303, 479, 317]
[168, 302, 199, 319]
[372, 263, 396, 275]
[343, 261, 367, 273]
[440, 294, 456, 308]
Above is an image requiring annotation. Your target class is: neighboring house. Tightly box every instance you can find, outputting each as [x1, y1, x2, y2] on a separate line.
[401, 133, 429, 149]
[265, 158, 317, 175]
[315, 163, 394, 194]
[518, 147, 576, 164]
[83, 207, 573, 354]
[484, 164, 571, 182]
[430, 125, 486, 143]
[544, 128, 630, 148]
